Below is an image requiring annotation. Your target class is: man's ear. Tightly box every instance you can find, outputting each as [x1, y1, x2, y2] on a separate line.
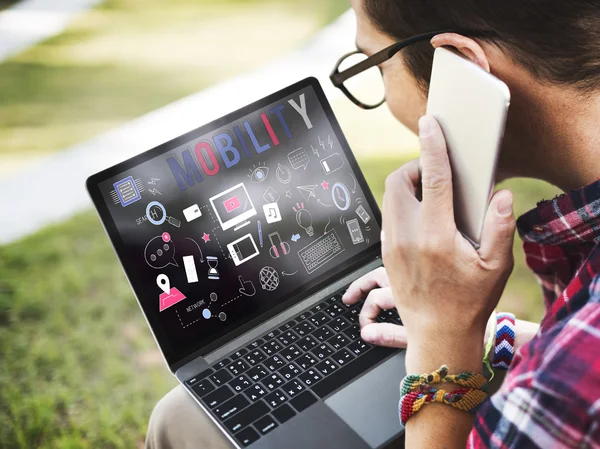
[430, 33, 490, 72]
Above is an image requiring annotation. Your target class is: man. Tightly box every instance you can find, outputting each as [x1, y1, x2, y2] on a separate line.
[146, 1, 600, 447]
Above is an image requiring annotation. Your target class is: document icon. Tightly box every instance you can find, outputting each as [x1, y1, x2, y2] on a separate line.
[113, 176, 142, 207]
[183, 204, 202, 222]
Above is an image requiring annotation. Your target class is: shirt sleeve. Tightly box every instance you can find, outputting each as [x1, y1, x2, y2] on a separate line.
[467, 299, 600, 449]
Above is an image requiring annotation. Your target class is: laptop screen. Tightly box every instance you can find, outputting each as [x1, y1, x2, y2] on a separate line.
[89, 79, 382, 366]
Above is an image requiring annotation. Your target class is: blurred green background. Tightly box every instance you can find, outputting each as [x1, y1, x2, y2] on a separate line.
[0, 0, 559, 447]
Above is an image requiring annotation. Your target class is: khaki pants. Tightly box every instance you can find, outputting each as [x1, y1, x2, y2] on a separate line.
[146, 385, 232, 449]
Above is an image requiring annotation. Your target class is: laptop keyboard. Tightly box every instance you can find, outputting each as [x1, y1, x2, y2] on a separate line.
[184, 290, 402, 447]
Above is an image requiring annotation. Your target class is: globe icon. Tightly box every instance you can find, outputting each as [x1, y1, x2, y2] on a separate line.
[259, 266, 279, 291]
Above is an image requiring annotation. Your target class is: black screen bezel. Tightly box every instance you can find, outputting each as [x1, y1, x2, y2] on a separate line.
[86, 77, 382, 370]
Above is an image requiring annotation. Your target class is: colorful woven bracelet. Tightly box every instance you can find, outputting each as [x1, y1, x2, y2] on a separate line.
[399, 385, 488, 425]
[491, 312, 516, 370]
[400, 365, 487, 396]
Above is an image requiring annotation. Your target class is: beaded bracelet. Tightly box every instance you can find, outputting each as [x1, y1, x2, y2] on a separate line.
[399, 385, 488, 425]
[491, 312, 516, 370]
[400, 365, 487, 395]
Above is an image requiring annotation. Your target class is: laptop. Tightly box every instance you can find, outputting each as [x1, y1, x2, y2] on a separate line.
[87, 77, 406, 449]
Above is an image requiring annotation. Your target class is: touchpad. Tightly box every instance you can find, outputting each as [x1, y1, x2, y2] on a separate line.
[325, 351, 406, 448]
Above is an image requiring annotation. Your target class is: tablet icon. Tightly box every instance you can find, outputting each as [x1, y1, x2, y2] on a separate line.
[263, 202, 282, 224]
[157, 274, 187, 312]
[227, 234, 260, 267]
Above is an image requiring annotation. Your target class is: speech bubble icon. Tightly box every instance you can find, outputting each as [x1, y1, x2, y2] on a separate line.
[288, 148, 309, 170]
[144, 235, 178, 269]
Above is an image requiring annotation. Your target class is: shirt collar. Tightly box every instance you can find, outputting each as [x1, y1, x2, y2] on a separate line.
[517, 179, 600, 245]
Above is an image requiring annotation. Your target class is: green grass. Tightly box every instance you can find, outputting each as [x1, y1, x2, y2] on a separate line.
[0, 0, 348, 158]
[0, 154, 559, 448]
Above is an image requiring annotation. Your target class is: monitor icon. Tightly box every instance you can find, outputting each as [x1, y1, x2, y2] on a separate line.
[209, 183, 257, 231]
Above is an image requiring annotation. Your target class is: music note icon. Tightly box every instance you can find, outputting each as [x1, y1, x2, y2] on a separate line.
[263, 202, 282, 224]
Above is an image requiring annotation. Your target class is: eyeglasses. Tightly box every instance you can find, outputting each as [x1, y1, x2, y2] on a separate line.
[330, 30, 484, 109]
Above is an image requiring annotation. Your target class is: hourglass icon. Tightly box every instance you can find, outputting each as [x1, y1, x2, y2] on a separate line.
[207, 256, 220, 280]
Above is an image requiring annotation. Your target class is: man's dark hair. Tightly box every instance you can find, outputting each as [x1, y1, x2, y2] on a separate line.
[363, 0, 600, 92]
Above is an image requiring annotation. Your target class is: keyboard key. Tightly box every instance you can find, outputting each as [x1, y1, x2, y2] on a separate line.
[280, 345, 302, 362]
[246, 364, 270, 382]
[315, 359, 339, 377]
[230, 374, 252, 393]
[272, 403, 296, 424]
[279, 363, 301, 381]
[204, 385, 234, 408]
[343, 307, 360, 322]
[231, 348, 248, 360]
[214, 359, 231, 371]
[279, 319, 297, 332]
[186, 368, 213, 386]
[297, 311, 312, 322]
[344, 324, 361, 340]
[328, 334, 350, 351]
[254, 415, 278, 435]
[264, 354, 285, 372]
[248, 338, 265, 349]
[310, 302, 327, 314]
[325, 296, 339, 305]
[264, 329, 281, 341]
[347, 339, 371, 356]
[262, 340, 282, 356]
[313, 343, 334, 360]
[282, 379, 305, 397]
[313, 347, 396, 399]
[298, 368, 322, 387]
[278, 330, 299, 346]
[245, 384, 268, 402]
[224, 400, 269, 433]
[332, 348, 355, 367]
[290, 390, 318, 412]
[244, 349, 267, 366]
[324, 303, 345, 318]
[309, 312, 330, 327]
[191, 378, 215, 397]
[329, 316, 351, 332]
[210, 369, 233, 387]
[214, 394, 250, 421]
[263, 373, 285, 390]
[235, 426, 260, 447]
[228, 359, 250, 376]
[313, 326, 334, 342]
[296, 335, 319, 352]
[264, 389, 287, 408]
[296, 353, 318, 370]
[295, 321, 316, 337]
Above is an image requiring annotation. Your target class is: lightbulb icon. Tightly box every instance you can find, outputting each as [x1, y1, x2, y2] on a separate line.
[293, 202, 314, 236]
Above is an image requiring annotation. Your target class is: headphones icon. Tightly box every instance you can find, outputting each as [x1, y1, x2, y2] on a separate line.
[268, 232, 290, 259]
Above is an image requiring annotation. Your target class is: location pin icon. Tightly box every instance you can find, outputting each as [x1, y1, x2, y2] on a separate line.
[157, 274, 170, 294]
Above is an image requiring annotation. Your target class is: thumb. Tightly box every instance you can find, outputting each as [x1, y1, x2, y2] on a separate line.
[478, 189, 516, 266]
[361, 323, 407, 348]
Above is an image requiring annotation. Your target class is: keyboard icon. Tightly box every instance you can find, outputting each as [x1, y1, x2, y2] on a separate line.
[298, 230, 345, 274]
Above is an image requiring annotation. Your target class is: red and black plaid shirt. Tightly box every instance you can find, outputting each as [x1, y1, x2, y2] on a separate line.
[468, 180, 600, 448]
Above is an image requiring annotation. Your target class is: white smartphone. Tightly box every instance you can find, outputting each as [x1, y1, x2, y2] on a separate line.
[426, 47, 511, 247]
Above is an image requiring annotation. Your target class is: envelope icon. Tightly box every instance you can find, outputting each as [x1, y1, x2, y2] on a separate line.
[183, 204, 202, 222]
